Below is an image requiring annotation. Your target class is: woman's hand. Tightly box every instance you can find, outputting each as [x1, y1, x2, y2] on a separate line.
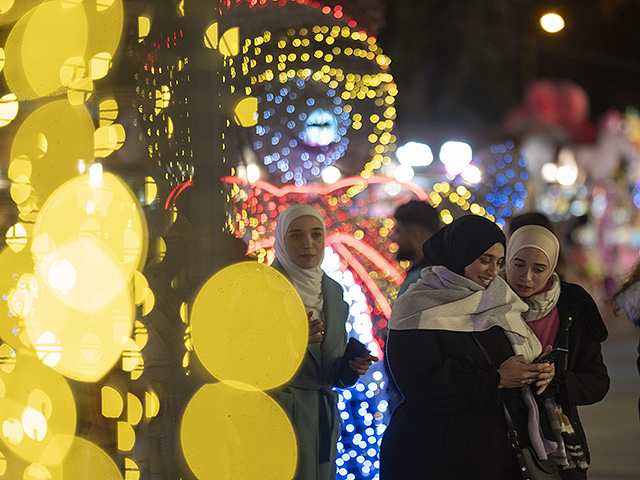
[497, 355, 549, 389]
[534, 361, 555, 395]
[349, 353, 378, 376]
[307, 311, 324, 344]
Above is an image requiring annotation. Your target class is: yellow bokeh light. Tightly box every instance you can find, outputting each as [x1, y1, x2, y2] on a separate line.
[0, 93, 18, 127]
[144, 391, 160, 419]
[101, 386, 124, 418]
[233, 96, 258, 127]
[83, 0, 123, 70]
[6, 222, 27, 252]
[99, 98, 118, 126]
[24, 463, 52, 480]
[204, 22, 219, 49]
[10, 100, 94, 207]
[0, 350, 76, 464]
[126, 393, 142, 426]
[56, 435, 122, 478]
[32, 172, 148, 281]
[144, 176, 157, 206]
[67, 77, 94, 105]
[190, 262, 307, 390]
[181, 382, 297, 479]
[4, 2, 88, 99]
[220, 27, 239, 57]
[59, 56, 85, 87]
[138, 15, 151, 42]
[0, 247, 35, 350]
[89, 52, 112, 80]
[95, 124, 125, 157]
[117, 422, 135, 452]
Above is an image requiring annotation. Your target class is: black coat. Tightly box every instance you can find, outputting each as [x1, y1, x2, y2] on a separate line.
[380, 326, 531, 480]
[550, 281, 609, 467]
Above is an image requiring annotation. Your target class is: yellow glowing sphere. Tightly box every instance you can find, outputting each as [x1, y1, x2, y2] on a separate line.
[24, 274, 134, 382]
[0, 350, 76, 465]
[0, 246, 36, 351]
[190, 262, 307, 390]
[181, 382, 297, 480]
[4, 1, 88, 99]
[540, 13, 565, 33]
[32, 171, 148, 282]
[0, 93, 18, 127]
[10, 100, 94, 206]
[83, 0, 124, 72]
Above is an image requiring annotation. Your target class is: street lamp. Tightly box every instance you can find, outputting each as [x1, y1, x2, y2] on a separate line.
[540, 13, 565, 34]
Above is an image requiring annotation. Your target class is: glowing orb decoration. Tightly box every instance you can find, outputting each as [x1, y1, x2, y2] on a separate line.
[190, 262, 307, 390]
[46, 435, 123, 479]
[181, 382, 297, 480]
[32, 171, 148, 283]
[0, 93, 18, 127]
[0, 246, 36, 351]
[0, 350, 76, 465]
[4, 1, 89, 99]
[23, 270, 134, 382]
[10, 100, 94, 207]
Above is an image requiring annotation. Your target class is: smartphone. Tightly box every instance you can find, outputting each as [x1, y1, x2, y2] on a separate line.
[534, 348, 568, 364]
[342, 337, 369, 362]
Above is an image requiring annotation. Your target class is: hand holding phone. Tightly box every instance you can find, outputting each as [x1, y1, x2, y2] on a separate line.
[534, 347, 568, 364]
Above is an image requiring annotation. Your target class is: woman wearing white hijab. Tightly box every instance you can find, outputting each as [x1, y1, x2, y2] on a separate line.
[505, 225, 609, 480]
[271, 203, 376, 480]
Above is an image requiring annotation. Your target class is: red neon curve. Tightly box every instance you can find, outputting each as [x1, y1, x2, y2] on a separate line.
[167, 175, 429, 209]
[326, 233, 403, 285]
[331, 242, 392, 319]
[220, 175, 429, 201]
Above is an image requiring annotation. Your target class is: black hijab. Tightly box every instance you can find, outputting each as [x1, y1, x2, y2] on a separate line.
[422, 215, 506, 276]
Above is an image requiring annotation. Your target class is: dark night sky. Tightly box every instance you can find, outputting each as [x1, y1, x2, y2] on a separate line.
[377, 0, 640, 143]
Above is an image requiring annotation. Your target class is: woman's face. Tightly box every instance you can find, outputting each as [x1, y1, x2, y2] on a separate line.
[506, 247, 551, 298]
[284, 215, 325, 269]
[464, 242, 504, 288]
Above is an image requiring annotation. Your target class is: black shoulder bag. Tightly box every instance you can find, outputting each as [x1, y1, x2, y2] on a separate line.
[473, 336, 561, 480]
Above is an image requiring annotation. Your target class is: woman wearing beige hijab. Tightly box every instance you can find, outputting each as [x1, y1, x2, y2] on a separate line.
[505, 225, 609, 479]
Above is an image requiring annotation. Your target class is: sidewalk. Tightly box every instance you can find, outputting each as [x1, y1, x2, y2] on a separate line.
[578, 311, 640, 478]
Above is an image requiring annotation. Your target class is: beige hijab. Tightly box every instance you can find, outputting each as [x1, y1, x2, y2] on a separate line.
[506, 225, 561, 321]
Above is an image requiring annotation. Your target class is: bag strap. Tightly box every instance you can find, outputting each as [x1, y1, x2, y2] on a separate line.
[472, 335, 521, 448]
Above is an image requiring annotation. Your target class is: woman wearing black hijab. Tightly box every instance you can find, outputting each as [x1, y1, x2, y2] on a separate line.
[380, 215, 556, 480]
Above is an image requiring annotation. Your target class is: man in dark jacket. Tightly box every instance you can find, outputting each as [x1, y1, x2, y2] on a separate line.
[392, 200, 440, 297]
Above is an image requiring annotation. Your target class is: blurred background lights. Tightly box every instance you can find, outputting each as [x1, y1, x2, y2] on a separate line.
[439, 141, 472, 175]
[461, 164, 482, 184]
[89, 162, 103, 184]
[48, 258, 77, 292]
[541, 162, 558, 182]
[557, 165, 578, 186]
[246, 164, 261, 183]
[396, 141, 433, 167]
[393, 164, 414, 183]
[540, 13, 565, 33]
[321, 165, 341, 184]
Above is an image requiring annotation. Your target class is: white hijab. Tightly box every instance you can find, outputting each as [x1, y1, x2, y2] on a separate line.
[274, 204, 326, 318]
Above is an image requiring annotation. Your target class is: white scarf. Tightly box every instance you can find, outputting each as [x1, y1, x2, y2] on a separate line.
[522, 272, 561, 322]
[274, 204, 325, 319]
[391, 266, 541, 360]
